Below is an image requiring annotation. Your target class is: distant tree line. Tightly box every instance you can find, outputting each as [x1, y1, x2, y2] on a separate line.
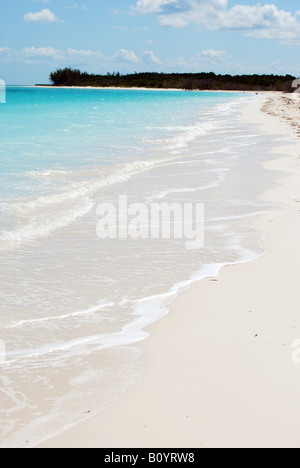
[49, 68, 296, 92]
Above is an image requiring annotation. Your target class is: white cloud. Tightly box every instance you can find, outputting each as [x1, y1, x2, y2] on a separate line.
[0, 46, 163, 71]
[114, 49, 140, 63]
[199, 49, 227, 59]
[133, 0, 300, 43]
[219, 4, 300, 39]
[134, 0, 178, 15]
[17, 47, 103, 63]
[24, 9, 61, 23]
[141, 50, 161, 64]
[22, 47, 60, 59]
[0, 47, 11, 55]
[66, 48, 103, 59]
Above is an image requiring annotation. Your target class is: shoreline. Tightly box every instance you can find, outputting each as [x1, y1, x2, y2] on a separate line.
[33, 85, 271, 94]
[38, 93, 300, 448]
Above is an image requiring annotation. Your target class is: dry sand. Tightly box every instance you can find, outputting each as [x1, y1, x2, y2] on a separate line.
[38, 93, 300, 449]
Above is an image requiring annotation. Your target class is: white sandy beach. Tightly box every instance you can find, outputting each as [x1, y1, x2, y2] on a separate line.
[38, 93, 300, 449]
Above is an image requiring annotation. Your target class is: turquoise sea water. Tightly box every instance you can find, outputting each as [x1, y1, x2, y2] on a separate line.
[0, 88, 279, 446]
[0, 88, 239, 195]
[0, 88, 249, 236]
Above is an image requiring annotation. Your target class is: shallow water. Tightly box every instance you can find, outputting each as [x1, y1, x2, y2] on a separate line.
[0, 88, 280, 446]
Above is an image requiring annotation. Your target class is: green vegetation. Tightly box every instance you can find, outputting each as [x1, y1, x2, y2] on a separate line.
[49, 68, 296, 92]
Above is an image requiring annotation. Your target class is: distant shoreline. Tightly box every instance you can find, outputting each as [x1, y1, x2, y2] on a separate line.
[47, 69, 296, 92]
[33, 85, 271, 94]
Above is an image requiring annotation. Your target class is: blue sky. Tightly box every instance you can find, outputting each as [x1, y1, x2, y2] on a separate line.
[0, 0, 300, 84]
